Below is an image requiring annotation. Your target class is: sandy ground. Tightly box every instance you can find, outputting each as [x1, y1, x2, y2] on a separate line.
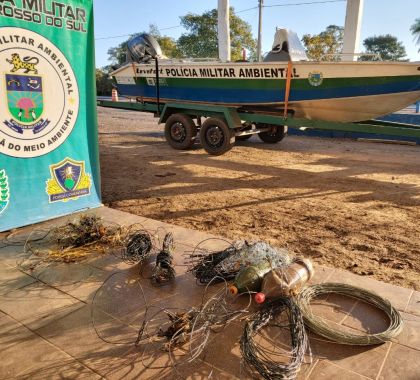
[98, 106, 420, 290]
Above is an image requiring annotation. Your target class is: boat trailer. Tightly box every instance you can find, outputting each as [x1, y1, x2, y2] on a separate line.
[97, 99, 420, 155]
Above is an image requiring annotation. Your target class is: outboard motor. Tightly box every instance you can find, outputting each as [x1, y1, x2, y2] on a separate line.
[126, 34, 163, 115]
[127, 34, 163, 63]
[264, 28, 308, 62]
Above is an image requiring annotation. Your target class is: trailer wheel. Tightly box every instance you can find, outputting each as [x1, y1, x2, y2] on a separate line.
[165, 114, 197, 150]
[257, 124, 286, 144]
[200, 117, 235, 156]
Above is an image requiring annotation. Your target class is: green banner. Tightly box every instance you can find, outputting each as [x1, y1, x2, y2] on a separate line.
[0, 0, 101, 231]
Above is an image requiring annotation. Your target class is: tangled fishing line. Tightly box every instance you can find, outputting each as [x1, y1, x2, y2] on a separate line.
[135, 278, 252, 360]
[241, 297, 309, 380]
[297, 283, 404, 345]
[186, 278, 254, 362]
[91, 274, 253, 373]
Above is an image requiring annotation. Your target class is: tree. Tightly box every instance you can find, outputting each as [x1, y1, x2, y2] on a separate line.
[301, 25, 344, 61]
[96, 68, 114, 96]
[107, 24, 181, 65]
[410, 18, 420, 52]
[361, 35, 407, 61]
[107, 43, 129, 66]
[177, 7, 256, 61]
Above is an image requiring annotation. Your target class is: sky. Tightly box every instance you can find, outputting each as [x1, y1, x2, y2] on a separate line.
[93, 0, 420, 68]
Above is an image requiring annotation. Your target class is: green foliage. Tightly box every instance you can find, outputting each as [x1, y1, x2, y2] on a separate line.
[177, 7, 256, 61]
[301, 25, 344, 61]
[96, 68, 114, 96]
[107, 11, 255, 64]
[361, 35, 407, 61]
[107, 42, 130, 66]
[410, 18, 420, 52]
[178, 10, 217, 58]
[149, 24, 183, 59]
[107, 24, 182, 65]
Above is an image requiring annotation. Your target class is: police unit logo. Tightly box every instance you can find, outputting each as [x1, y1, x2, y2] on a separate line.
[0, 27, 79, 158]
[46, 158, 91, 203]
[308, 71, 323, 87]
[0, 170, 10, 216]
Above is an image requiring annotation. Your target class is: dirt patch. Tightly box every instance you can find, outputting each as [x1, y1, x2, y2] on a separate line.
[98, 107, 420, 290]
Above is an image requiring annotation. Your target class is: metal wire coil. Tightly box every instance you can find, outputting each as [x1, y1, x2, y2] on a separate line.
[241, 297, 309, 380]
[297, 282, 404, 345]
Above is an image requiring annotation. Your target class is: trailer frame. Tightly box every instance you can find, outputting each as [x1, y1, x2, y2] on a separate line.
[97, 99, 420, 154]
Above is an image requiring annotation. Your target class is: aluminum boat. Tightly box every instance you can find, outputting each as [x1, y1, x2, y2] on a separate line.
[111, 29, 420, 123]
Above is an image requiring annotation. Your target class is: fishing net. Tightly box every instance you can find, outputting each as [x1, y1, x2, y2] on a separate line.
[16, 215, 154, 269]
[186, 240, 292, 284]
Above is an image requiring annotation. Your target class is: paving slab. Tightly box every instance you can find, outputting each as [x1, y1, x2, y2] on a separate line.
[31, 262, 110, 303]
[308, 333, 390, 379]
[393, 312, 420, 351]
[327, 269, 413, 312]
[0, 282, 84, 330]
[307, 360, 370, 380]
[104, 339, 228, 380]
[0, 206, 419, 379]
[0, 311, 35, 351]
[0, 312, 97, 379]
[17, 360, 103, 380]
[377, 343, 420, 380]
[35, 304, 137, 377]
[341, 300, 390, 334]
[406, 290, 420, 317]
[0, 244, 28, 269]
[0, 266, 37, 295]
[306, 293, 357, 325]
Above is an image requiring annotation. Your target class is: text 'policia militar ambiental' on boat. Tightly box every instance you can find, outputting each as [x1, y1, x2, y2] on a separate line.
[135, 66, 301, 79]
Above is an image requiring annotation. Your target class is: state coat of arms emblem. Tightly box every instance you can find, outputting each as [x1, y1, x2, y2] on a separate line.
[5, 63, 50, 134]
[308, 71, 324, 87]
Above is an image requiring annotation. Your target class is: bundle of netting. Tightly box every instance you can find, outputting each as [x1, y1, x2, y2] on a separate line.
[151, 232, 176, 284]
[156, 309, 199, 350]
[121, 232, 153, 264]
[24, 215, 122, 263]
[23, 215, 154, 265]
[53, 215, 109, 249]
[187, 240, 292, 284]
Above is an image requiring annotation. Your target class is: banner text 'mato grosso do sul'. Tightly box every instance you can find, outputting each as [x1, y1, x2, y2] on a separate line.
[0, 0, 101, 231]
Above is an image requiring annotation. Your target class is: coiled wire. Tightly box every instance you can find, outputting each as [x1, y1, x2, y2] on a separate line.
[240, 297, 309, 380]
[297, 283, 404, 345]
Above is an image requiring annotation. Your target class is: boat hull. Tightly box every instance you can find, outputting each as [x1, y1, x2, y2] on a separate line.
[112, 61, 420, 122]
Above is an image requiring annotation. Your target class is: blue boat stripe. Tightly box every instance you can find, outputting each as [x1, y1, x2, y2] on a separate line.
[117, 79, 420, 104]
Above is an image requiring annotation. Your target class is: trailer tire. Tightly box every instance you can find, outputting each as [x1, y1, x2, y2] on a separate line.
[165, 114, 197, 150]
[200, 117, 235, 156]
[257, 124, 286, 143]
